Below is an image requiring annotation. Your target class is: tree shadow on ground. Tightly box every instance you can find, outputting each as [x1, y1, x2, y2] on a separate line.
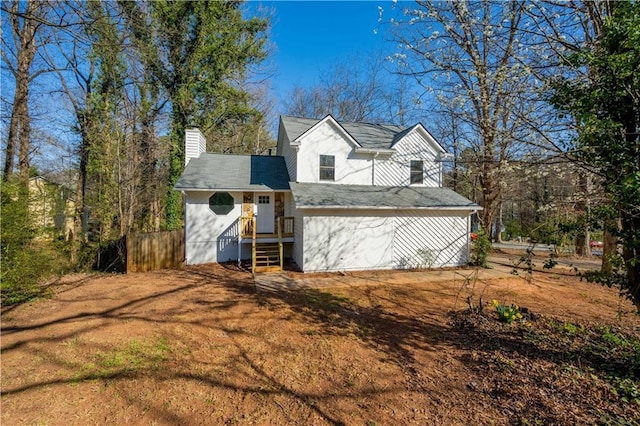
[2, 264, 636, 425]
[208, 265, 638, 386]
[2, 266, 389, 425]
[230, 266, 638, 423]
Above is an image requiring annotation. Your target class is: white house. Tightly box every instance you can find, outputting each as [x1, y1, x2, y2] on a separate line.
[174, 115, 481, 273]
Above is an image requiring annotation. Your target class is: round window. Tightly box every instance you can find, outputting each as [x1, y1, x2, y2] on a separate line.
[209, 192, 234, 215]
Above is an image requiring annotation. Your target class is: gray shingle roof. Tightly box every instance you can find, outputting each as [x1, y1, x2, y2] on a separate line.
[175, 153, 291, 191]
[281, 115, 406, 150]
[281, 116, 318, 142]
[290, 182, 481, 210]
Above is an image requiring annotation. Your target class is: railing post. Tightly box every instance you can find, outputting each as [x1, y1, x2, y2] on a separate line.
[251, 216, 256, 274]
[278, 217, 283, 271]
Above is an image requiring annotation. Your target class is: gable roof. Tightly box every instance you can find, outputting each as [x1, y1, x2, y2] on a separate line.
[390, 123, 447, 154]
[281, 115, 408, 151]
[290, 182, 481, 210]
[285, 115, 362, 148]
[175, 153, 291, 191]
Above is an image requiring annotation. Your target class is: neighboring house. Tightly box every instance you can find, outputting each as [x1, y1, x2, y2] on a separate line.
[29, 176, 75, 240]
[175, 115, 481, 273]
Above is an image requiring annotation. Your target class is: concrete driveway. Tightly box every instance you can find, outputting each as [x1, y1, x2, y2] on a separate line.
[254, 262, 516, 292]
[254, 251, 601, 292]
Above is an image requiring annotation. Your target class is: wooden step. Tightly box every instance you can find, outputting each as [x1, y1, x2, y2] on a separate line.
[252, 243, 282, 273]
[255, 248, 279, 254]
[253, 265, 283, 273]
[255, 243, 279, 249]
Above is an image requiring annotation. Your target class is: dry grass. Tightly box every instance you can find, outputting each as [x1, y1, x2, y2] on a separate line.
[1, 262, 639, 425]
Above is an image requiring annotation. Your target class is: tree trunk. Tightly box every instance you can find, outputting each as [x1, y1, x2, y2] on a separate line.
[622, 213, 640, 312]
[575, 233, 588, 256]
[164, 112, 186, 230]
[479, 152, 498, 240]
[495, 202, 504, 243]
[73, 121, 90, 246]
[574, 172, 592, 256]
[3, 97, 19, 180]
[601, 218, 619, 273]
[4, 0, 41, 183]
[17, 77, 31, 182]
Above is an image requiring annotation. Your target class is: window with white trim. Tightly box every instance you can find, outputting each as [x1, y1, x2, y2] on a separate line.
[319, 155, 335, 181]
[410, 160, 423, 184]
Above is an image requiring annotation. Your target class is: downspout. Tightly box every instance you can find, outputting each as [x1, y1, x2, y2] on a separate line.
[182, 191, 188, 265]
[238, 223, 242, 267]
[468, 209, 477, 263]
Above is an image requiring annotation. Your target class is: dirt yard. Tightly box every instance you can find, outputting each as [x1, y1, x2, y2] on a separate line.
[2, 257, 639, 425]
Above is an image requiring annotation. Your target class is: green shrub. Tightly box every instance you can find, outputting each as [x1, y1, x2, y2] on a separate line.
[471, 230, 491, 268]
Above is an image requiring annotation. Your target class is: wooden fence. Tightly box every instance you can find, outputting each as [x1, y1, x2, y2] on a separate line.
[126, 229, 185, 273]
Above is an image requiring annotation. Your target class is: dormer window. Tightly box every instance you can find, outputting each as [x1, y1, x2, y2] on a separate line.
[410, 160, 423, 184]
[319, 155, 335, 181]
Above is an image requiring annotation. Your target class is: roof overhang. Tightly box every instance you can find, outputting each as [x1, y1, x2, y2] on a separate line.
[290, 182, 482, 211]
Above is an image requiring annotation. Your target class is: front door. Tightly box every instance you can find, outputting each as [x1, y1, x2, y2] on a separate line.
[256, 194, 274, 233]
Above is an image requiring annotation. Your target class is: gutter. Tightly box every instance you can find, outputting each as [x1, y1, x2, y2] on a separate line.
[355, 147, 395, 155]
[176, 187, 292, 193]
[295, 205, 483, 211]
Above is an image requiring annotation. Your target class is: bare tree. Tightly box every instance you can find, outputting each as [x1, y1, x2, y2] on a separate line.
[283, 53, 415, 125]
[390, 1, 538, 239]
[2, 0, 50, 182]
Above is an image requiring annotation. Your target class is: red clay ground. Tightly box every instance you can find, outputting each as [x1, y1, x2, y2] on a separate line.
[2, 256, 639, 425]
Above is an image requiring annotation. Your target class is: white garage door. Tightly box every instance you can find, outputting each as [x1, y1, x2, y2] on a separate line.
[303, 213, 394, 272]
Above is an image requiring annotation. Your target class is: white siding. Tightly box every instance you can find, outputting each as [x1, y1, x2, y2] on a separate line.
[184, 191, 242, 264]
[393, 210, 469, 268]
[301, 210, 395, 272]
[296, 208, 470, 272]
[185, 128, 207, 165]
[376, 131, 441, 187]
[296, 121, 372, 185]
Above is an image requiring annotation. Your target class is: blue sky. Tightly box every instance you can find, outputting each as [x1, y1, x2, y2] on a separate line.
[249, 1, 402, 113]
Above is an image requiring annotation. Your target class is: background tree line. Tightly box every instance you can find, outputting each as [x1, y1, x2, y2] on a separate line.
[1, 0, 271, 302]
[2, 0, 638, 310]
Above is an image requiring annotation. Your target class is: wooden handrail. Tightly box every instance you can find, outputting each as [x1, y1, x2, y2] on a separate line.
[251, 216, 256, 274]
[277, 217, 284, 270]
[280, 216, 294, 237]
[243, 215, 292, 274]
[241, 216, 294, 238]
[240, 216, 254, 238]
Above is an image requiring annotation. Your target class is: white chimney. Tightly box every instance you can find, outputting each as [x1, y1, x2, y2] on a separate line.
[185, 128, 207, 165]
